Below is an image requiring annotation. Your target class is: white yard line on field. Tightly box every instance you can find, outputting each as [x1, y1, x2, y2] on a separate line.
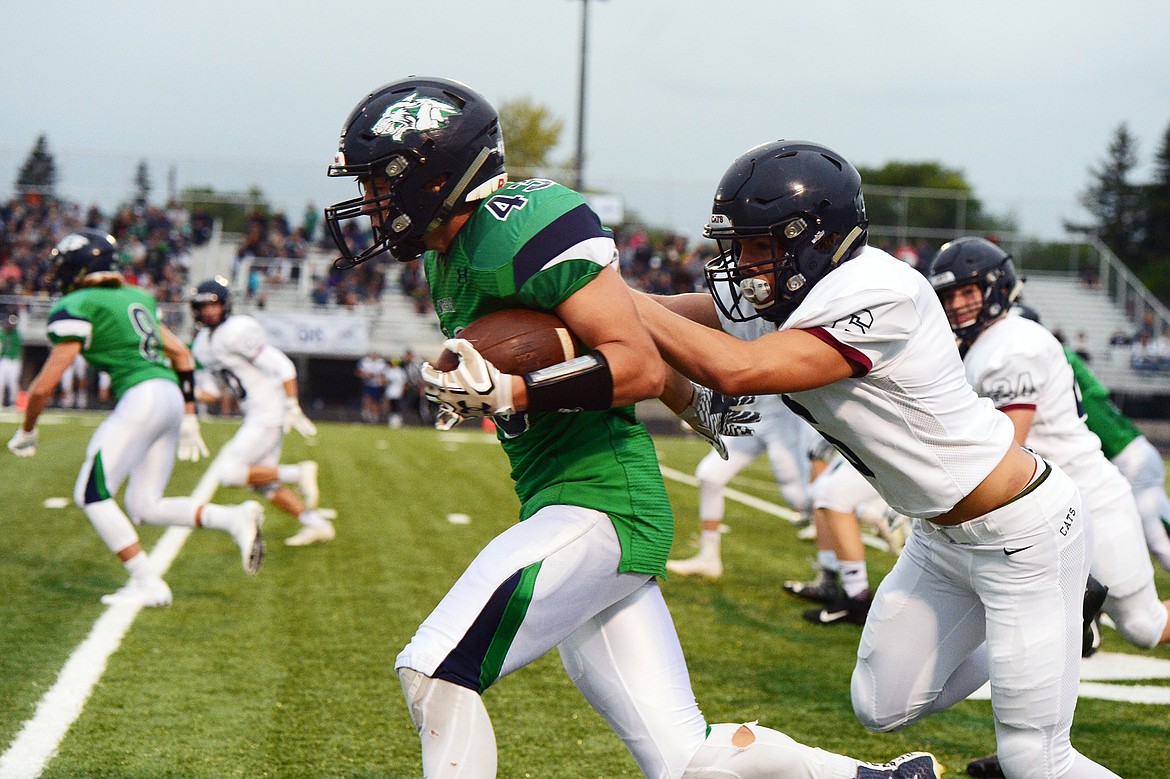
[0, 458, 223, 779]
[658, 464, 893, 551]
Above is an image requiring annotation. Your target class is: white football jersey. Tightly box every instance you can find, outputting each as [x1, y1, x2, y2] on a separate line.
[962, 314, 1111, 483]
[192, 315, 292, 427]
[727, 245, 1014, 518]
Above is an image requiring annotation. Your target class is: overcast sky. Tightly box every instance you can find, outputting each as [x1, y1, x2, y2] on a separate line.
[2, 0, 1168, 242]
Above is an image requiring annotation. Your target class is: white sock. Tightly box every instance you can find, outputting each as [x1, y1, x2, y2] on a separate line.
[816, 549, 840, 572]
[298, 509, 330, 528]
[198, 503, 246, 532]
[839, 560, 869, 598]
[277, 464, 299, 483]
[124, 551, 155, 580]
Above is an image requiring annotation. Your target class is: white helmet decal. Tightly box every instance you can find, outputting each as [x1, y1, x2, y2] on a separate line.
[371, 91, 462, 141]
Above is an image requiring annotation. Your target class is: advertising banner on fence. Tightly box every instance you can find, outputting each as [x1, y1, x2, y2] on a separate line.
[255, 313, 369, 356]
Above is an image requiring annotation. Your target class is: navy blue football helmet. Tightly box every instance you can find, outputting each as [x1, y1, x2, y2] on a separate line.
[703, 140, 869, 325]
[49, 229, 119, 292]
[190, 276, 232, 326]
[324, 76, 507, 267]
[928, 236, 1022, 352]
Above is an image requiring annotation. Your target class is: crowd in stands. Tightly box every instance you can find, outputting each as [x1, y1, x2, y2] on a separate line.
[0, 195, 205, 324]
[5, 191, 1170, 378]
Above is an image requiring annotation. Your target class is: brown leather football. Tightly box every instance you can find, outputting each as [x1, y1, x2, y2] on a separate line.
[434, 309, 581, 374]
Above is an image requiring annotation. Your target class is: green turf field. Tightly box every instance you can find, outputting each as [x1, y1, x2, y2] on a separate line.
[1, 413, 1168, 777]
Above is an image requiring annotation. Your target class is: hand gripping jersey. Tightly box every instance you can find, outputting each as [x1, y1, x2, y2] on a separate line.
[423, 179, 673, 576]
[191, 314, 294, 428]
[46, 284, 177, 400]
[742, 246, 1014, 518]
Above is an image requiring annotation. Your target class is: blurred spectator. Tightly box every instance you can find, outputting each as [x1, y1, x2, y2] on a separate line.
[0, 313, 22, 408]
[1131, 330, 1170, 372]
[1109, 326, 1133, 347]
[355, 351, 387, 423]
[1072, 330, 1092, 364]
[1079, 264, 1100, 288]
[310, 277, 332, 307]
[383, 356, 407, 429]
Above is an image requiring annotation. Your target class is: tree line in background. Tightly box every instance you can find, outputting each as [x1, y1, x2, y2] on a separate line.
[1068, 122, 1170, 301]
[12, 113, 1170, 303]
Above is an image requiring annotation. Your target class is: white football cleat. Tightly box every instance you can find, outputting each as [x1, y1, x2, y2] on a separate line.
[298, 461, 320, 510]
[101, 577, 173, 608]
[285, 519, 335, 547]
[231, 501, 266, 574]
[666, 550, 723, 579]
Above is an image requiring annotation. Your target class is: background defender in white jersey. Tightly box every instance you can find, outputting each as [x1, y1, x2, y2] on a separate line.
[327, 77, 939, 779]
[929, 237, 1170, 652]
[189, 277, 333, 547]
[786, 455, 911, 627]
[7, 230, 265, 608]
[633, 140, 1119, 779]
[667, 393, 816, 580]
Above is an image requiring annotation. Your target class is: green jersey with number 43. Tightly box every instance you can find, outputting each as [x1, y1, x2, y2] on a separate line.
[46, 283, 177, 400]
[424, 179, 673, 577]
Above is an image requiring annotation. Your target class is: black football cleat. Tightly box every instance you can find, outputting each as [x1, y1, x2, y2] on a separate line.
[965, 752, 1004, 778]
[1082, 574, 1108, 658]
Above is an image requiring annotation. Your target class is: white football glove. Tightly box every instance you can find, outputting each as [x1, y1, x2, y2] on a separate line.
[678, 383, 759, 460]
[7, 427, 37, 457]
[420, 338, 515, 418]
[432, 404, 465, 431]
[177, 414, 209, 462]
[284, 397, 318, 437]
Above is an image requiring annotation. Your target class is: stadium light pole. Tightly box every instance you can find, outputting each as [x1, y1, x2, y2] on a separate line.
[573, 0, 603, 192]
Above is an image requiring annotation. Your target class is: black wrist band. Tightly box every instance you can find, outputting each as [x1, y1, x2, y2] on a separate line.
[177, 370, 196, 403]
[523, 351, 614, 413]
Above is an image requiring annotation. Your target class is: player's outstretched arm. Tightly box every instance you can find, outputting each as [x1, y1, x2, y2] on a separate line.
[631, 291, 854, 396]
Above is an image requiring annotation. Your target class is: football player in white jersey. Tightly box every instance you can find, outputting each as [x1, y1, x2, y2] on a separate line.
[787, 455, 911, 626]
[929, 237, 1170, 653]
[667, 393, 816, 580]
[189, 277, 335, 547]
[633, 141, 1119, 779]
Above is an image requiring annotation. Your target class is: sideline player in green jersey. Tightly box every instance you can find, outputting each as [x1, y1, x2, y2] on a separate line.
[7, 230, 266, 608]
[325, 76, 940, 779]
[0, 312, 22, 407]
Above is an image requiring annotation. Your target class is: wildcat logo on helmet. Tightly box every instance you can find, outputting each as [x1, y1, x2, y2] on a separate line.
[370, 92, 462, 141]
[55, 233, 91, 253]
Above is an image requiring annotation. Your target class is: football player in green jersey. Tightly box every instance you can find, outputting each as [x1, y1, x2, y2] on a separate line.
[7, 230, 266, 608]
[326, 76, 939, 779]
[0, 312, 22, 407]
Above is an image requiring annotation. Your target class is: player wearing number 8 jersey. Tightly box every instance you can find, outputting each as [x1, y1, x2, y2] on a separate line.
[7, 230, 266, 607]
[189, 277, 333, 547]
[633, 141, 1119, 778]
[327, 77, 941, 779]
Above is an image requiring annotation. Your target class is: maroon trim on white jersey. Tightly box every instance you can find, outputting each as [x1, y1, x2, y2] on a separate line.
[998, 402, 1037, 412]
[804, 326, 872, 376]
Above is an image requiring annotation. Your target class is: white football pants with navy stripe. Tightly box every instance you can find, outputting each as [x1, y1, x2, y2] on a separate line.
[397, 504, 878, 779]
[74, 379, 202, 551]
